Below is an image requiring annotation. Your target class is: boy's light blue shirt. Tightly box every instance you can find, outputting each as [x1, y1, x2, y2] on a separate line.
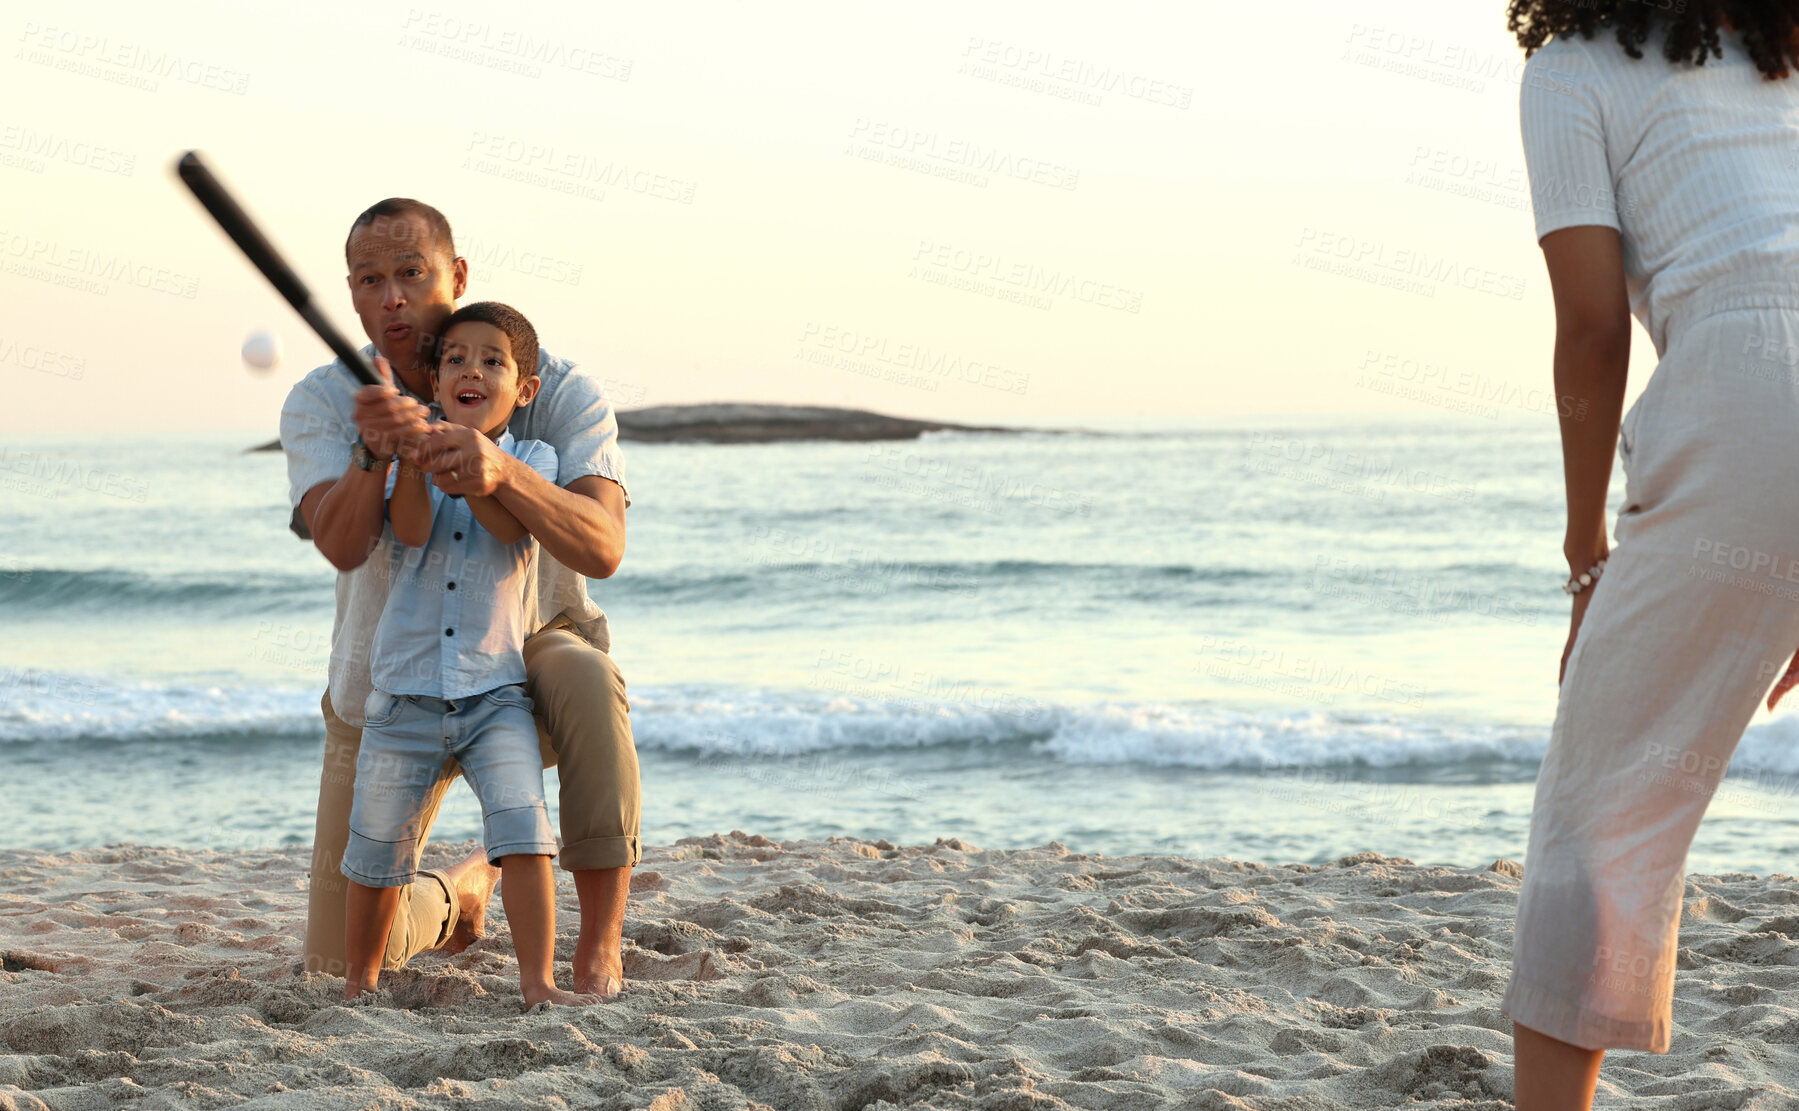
[279, 344, 629, 725]
[371, 431, 560, 700]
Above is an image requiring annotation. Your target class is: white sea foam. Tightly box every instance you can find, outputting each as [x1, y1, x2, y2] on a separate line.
[0, 670, 323, 744]
[14, 672, 1799, 781]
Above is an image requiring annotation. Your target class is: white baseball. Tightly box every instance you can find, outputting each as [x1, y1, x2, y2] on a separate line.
[242, 329, 282, 372]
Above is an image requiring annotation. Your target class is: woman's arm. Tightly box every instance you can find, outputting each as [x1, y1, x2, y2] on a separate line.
[389, 455, 434, 547]
[1541, 225, 1633, 570]
[1539, 225, 1632, 683]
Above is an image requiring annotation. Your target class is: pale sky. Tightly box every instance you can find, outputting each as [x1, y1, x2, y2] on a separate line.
[1, 0, 1660, 434]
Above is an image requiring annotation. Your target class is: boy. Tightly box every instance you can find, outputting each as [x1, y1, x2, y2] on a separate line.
[340, 301, 599, 1008]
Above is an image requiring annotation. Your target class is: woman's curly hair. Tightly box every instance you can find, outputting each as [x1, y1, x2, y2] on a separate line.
[1508, 1, 1799, 80]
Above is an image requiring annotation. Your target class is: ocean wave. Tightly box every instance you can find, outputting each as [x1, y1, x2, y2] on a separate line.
[0, 670, 1548, 770]
[627, 689, 1550, 769]
[612, 560, 1277, 604]
[0, 568, 331, 615]
[18, 671, 1799, 780]
[0, 670, 325, 744]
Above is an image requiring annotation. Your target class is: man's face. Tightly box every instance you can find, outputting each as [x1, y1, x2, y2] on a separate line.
[344, 213, 468, 377]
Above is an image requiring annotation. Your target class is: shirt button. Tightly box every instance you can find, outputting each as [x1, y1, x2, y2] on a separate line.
[445, 628, 454, 637]
[447, 582, 457, 590]
[453, 532, 463, 540]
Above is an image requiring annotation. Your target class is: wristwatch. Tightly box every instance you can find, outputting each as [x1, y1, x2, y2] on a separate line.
[351, 437, 393, 472]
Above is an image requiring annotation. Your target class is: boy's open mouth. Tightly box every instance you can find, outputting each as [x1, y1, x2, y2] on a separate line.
[454, 388, 488, 407]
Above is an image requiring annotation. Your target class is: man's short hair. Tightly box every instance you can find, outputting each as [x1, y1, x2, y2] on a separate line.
[431, 301, 540, 381]
[343, 198, 456, 268]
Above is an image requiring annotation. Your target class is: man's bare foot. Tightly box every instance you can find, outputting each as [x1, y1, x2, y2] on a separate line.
[573, 935, 624, 1000]
[571, 868, 631, 1000]
[342, 978, 378, 1002]
[440, 848, 500, 954]
[521, 983, 603, 1008]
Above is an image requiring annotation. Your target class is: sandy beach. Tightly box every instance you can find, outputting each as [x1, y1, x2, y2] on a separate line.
[6, 836, 1799, 1108]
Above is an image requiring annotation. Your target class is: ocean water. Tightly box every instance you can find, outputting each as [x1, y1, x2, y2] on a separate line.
[8, 418, 1799, 874]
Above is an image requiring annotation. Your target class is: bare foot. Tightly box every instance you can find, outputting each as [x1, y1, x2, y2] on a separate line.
[342, 979, 377, 1002]
[440, 848, 500, 955]
[522, 983, 604, 1008]
[573, 936, 625, 1000]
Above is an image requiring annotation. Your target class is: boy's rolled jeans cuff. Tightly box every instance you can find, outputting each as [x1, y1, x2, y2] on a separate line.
[560, 834, 641, 871]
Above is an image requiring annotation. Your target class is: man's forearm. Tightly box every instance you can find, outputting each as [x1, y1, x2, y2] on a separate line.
[308, 463, 392, 571]
[1554, 329, 1630, 567]
[493, 455, 624, 579]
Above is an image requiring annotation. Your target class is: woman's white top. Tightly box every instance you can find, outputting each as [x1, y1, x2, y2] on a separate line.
[1521, 27, 1799, 355]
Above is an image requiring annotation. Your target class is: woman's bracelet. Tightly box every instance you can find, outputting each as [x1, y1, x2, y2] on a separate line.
[1562, 557, 1607, 595]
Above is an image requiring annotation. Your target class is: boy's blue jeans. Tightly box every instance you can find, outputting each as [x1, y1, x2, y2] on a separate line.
[340, 683, 559, 887]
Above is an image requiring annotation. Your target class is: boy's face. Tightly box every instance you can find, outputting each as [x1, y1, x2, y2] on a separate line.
[432, 321, 539, 438]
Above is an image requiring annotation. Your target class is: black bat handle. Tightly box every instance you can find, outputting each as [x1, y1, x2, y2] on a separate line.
[175, 151, 382, 388]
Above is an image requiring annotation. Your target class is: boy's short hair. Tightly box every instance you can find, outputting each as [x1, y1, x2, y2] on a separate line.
[431, 301, 540, 381]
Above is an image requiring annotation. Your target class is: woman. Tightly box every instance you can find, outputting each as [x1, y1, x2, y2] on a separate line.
[1506, 3, 1799, 1107]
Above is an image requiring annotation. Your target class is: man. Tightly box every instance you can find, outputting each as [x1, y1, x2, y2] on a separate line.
[280, 198, 639, 997]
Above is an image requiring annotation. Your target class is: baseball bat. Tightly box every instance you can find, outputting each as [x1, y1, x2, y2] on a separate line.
[174, 151, 383, 388]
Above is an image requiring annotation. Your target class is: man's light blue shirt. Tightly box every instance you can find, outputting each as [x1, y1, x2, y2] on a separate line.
[371, 431, 559, 701]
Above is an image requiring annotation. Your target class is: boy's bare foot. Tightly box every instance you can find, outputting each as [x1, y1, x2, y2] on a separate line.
[521, 983, 604, 1008]
[440, 849, 500, 954]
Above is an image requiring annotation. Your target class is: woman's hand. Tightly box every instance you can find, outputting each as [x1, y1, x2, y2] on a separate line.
[1559, 586, 1596, 687]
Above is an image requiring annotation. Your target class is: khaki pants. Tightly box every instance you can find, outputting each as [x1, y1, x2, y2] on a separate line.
[302, 626, 641, 976]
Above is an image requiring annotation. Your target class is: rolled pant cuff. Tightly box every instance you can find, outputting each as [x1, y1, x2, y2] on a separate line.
[486, 841, 560, 864]
[559, 834, 640, 871]
[421, 868, 459, 951]
[341, 861, 416, 889]
[1501, 977, 1670, 1054]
